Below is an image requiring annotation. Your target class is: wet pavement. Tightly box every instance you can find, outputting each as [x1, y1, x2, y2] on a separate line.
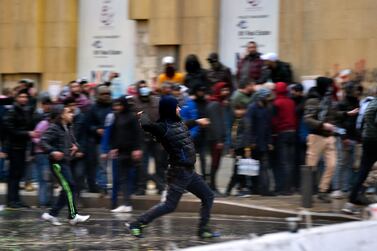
[0, 208, 332, 250]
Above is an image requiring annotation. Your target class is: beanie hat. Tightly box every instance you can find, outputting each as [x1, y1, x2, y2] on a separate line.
[254, 88, 271, 101]
[316, 77, 333, 96]
[159, 95, 179, 121]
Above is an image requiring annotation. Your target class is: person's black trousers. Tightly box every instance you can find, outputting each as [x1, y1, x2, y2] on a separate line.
[138, 168, 214, 229]
[7, 148, 27, 204]
[349, 140, 377, 203]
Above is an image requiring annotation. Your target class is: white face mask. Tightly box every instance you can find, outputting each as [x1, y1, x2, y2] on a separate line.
[139, 87, 151, 96]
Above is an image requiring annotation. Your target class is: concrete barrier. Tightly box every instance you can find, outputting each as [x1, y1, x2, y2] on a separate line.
[183, 221, 377, 251]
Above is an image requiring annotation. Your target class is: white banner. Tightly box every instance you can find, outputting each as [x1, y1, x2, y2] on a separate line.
[219, 0, 280, 72]
[77, 0, 136, 98]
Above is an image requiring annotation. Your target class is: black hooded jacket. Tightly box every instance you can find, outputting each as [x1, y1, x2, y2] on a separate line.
[139, 96, 196, 168]
[3, 103, 36, 149]
[40, 105, 78, 162]
[109, 96, 142, 154]
[184, 55, 210, 94]
[304, 81, 347, 137]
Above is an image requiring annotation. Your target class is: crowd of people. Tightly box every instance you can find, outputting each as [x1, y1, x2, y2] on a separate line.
[0, 40, 376, 225]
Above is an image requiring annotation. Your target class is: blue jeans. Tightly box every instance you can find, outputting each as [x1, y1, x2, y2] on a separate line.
[97, 146, 108, 190]
[0, 147, 8, 180]
[111, 159, 119, 208]
[35, 154, 53, 206]
[0, 157, 7, 181]
[349, 141, 377, 203]
[112, 158, 137, 208]
[333, 139, 356, 192]
[138, 169, 214, 229]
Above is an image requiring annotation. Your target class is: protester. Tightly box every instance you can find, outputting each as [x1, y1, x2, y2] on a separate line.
[181, 85, 211, 181]
[206, 52, 234, 91]
[207, 82, 230, 195]
[85, 84, 113, 194]
[64, 97, 87, 202]
[236, 41, 264, 84]
[332, 82, 360, 199]
[246, 88, 274, 196]
[104, 96, 142, 212]
[40, 105, 90, 225]
[225, 104, 249, 196]
[184, 54, 210, 94]
[260, 53, 293, 84]
[304, 77, 358, 203]
[343, 91, 377, 214]
[157, 56, 184, 89]
[272, 82, 297, 195]
[132, 81, 167, 195]
[33, 96, 54, 208]
[127, 96, 219, 238]
[3, 89, 37, 208]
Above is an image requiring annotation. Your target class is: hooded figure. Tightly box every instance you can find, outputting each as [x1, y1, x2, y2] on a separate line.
[109, 95, 141, 154]
[158, 95, 180, 122]
[245, 88, 273, 195]
[130, 95, 218, 238]
[206, 53, 234, 90]
[272, 82, 296, 133]
[272, 82, 297, 194]
[209, 82, 229, 103]
[316, 77, 333, 97]
[184, 54, 210, 94]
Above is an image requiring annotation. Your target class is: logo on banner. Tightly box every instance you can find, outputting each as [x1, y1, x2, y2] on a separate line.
[237, 20, 248, 29]
[247, 0, 261, 7]
[92, 40, 103, 49]
[246, 0, 262, 10]
[100, 0, 115, 26]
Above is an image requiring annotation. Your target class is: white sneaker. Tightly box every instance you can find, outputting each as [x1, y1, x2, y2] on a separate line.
[341, 202, 359, 215]
[331, 190, 345, 199]
[41, 212, 62, 226]
[111, 205, 133, 213]
[69, 214, 90, 225]
[160, 190, 167, 202]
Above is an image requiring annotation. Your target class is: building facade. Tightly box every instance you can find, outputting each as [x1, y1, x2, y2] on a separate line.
[1, 0, 377, 91]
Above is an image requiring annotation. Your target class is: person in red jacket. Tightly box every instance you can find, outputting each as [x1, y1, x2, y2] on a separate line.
[272, 82, 297, 195]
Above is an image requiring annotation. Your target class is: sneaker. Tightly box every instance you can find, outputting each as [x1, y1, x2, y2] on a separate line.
[317, 192, 331, 203]
[69, 214, 90, 225]
[353, 194, 373, 206]
[41, 213, 62, 226]
[237, 190, 252, 198]
[126, 221, 146, 238]
[160, 190, 167, 202]
[331, 190, 345, 199]
[111, 206, 133, 213]
[341, 202, 360, 215]
[198, 227, 221, 238]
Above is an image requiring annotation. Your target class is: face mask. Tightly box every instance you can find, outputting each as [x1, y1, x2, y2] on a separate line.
[139, 87, 151, 97]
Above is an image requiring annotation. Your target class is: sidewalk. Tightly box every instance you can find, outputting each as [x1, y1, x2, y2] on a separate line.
[0, 183, 358, 222]
[0, 156, 361, 221]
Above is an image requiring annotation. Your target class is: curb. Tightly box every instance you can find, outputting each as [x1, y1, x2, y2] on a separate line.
[0, 193, 358, 222]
